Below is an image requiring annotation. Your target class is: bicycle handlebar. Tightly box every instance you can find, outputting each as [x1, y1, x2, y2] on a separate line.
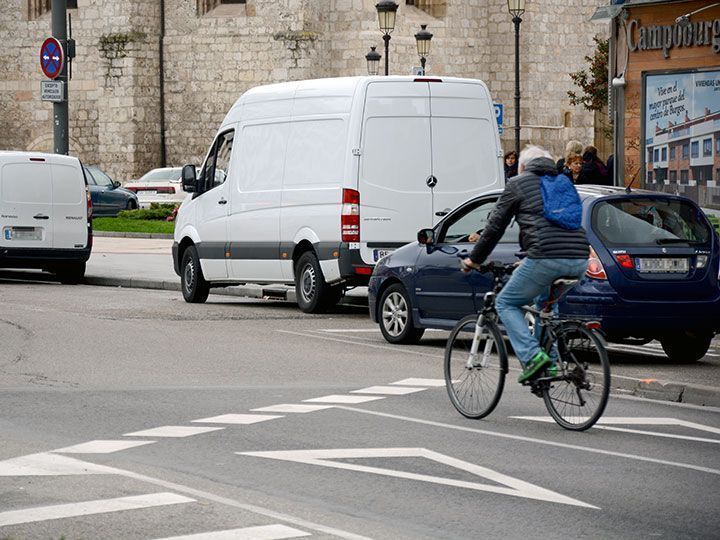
[457, 253, 516, 276]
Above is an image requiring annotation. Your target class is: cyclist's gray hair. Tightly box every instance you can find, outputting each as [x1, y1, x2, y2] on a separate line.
[518, 145, 552, 172]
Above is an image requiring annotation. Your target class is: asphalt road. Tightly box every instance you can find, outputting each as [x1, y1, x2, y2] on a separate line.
[1, 281, 719, 539]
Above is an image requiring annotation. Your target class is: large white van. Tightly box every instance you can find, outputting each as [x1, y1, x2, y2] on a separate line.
[173, 76, 504, 312]
[0, 151, 92, 283]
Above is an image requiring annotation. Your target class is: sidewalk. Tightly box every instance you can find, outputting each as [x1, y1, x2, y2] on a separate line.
[85, 236, 720, 408]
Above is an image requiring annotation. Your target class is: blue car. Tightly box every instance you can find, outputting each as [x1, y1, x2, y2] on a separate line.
[83, 165, 139, 216]
[369, 186, 720, 362]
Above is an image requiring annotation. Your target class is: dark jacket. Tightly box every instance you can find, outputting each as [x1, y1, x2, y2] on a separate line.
[504, 162, 518, 179]
[469, 157, 590, 262]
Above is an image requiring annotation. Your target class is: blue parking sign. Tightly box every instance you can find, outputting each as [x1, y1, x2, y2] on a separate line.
[493, 103, 503, 126]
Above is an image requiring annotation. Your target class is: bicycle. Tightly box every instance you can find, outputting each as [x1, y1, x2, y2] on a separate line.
[444, 260, 611, 431]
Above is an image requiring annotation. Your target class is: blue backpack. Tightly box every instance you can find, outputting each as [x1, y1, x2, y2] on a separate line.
[540, 174, 583, 230]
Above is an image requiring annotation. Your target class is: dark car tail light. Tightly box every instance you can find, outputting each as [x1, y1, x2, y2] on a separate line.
[586, 246, 607, 280]
[615, 253, 634, 269]
[342, 188, 360, 242]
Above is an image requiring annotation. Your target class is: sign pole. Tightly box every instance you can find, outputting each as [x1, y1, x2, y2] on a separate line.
[51, 0, 68, 155]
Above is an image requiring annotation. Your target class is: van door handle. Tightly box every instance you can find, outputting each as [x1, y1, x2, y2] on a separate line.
[33, 214, 49, 220]
[218, 198, 227, 205]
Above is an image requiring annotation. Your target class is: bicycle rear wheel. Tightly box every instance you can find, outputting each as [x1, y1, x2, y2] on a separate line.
[445, 314, 507, 419]
[542, 323, 610, 431]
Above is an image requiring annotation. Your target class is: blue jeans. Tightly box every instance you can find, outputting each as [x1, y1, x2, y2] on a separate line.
[495, 258, 588, 365]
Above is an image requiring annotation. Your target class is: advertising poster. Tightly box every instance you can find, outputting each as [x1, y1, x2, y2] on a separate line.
[644, 69, 720, 188]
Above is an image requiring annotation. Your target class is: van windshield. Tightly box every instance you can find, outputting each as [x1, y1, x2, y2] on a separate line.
[592, 197, 711, 247]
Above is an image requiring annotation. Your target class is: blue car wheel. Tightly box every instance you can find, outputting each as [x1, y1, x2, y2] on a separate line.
[378, 283, 425, 345]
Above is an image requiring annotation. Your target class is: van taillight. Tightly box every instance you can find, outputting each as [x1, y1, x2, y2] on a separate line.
[341, 188, 360, 242]
[86, 188, 93, 219]
[414, 78, 443, 83]
[586, 246, 607, 280]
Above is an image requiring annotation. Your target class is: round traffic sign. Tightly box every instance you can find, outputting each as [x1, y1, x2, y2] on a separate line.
[40, 37, 64, 80]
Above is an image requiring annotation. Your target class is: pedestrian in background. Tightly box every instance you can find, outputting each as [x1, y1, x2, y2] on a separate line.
[556, 140, 583, 173]
[563, 152, 587, 184]
[581, 145, 610, 185]
[504, 150, 518, 179]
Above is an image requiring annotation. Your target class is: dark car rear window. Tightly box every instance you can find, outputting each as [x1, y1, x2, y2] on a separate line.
[592, 197, 711, 247]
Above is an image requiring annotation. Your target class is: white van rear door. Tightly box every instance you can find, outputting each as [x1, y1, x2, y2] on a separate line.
[0, 160, 53, 249]
[429, 82, 503, 224]
[51, 162, 88, 248]
[358, 81, 432, 245]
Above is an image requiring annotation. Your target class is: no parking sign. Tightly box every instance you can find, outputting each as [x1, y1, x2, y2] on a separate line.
[40, 37, 64, 80]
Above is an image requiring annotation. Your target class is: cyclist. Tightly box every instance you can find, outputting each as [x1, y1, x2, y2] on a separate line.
[462, 145, 590, 383]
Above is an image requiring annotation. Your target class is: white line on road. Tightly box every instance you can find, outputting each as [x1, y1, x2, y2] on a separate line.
[390, 378, 446, 387]
[52, 440, 156, 454]
[191, 414, 283, 425]
[153, 524, 311, 540]
[303, 395, 385, 404]
[337, 406, 720, 477]
[0, 492, 194, 527]
[0, 452, 119, 477]
[319, 328, 444, 333]
[251, 404, 335, 413]
[351, 385, 427, 395]
[124, 426, 224, 438]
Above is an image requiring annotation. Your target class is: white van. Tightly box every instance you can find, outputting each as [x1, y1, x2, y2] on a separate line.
[173, 76, 504, 312]
[0, 151, 91, 283]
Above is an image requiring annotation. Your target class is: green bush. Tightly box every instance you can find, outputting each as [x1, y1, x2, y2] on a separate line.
[117, 203, 178, 221]
[708, 215, 720, 236]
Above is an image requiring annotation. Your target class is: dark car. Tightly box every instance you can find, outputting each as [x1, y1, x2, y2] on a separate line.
[369, 186, 720, 362]
[83, 165, 138, 216]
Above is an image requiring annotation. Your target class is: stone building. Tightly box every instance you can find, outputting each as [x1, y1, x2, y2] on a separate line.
[0, 0, 606, 181]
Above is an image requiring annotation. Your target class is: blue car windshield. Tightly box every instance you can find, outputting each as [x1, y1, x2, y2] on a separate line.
[592, 197, 711, 247]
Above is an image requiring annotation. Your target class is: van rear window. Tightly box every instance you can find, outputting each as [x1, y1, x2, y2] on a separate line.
[592, 197, 710, 247]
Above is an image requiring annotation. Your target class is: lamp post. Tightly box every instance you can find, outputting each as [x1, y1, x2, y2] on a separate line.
[507, 0, 525, 156]
[375, 1, 398, 76]
[365, 46, 382, 76]
[414, 24, 433, 75]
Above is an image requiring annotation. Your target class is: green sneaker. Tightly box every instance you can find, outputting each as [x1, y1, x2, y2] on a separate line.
[518, 351, 552, 383]
[545, 362, 558, 377]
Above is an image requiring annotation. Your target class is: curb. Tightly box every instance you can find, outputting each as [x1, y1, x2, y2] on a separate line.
[611, 374, 720, 408]
[93, 231, 174, 239]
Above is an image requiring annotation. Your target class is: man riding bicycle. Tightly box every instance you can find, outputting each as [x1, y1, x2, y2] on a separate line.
[462, 145, 590, 383]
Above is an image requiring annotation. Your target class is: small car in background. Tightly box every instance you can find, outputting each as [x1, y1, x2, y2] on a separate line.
[124, 167, 187, 208]
[369, 186, 720, 362]
[83, 165, 138, 216]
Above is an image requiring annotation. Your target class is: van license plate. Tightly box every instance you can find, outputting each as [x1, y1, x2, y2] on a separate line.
[637, 258, 688, 273]
[143, 190, 157, 196]
[4, 227, 42, 241]
[373, 249, 394, 262]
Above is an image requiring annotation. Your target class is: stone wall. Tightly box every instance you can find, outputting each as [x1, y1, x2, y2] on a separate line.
[0, 0, 607, 181]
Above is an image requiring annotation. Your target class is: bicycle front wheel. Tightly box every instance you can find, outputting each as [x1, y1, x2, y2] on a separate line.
[542, 323, 610, 431]
[445, 314, 508, 419]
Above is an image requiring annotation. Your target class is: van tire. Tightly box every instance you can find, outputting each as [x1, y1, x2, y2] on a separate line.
[660, 332, 712, 363]
[378, 283, 425, 344]
[181, 245, 210, 303]
[295, 251, 338, 313]
[55, 262, 86, 285]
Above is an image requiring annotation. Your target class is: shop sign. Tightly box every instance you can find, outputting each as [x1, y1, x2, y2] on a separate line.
[627, 18, 720, 58]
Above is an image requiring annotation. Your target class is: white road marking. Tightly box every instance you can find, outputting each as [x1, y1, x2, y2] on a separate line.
[52, 440, 156, 454]
[192, 414, 283, 425]
[153, 524, 311, 540]
[124, 426, 224, 438]
[319, 328, 443, 333]
[351, 385, 426, 395]
[0, 492, 194, 527]
[240, 447, 597, 509]
[276, 329, 440, 358]
[0, 452, 119, 476]
[390, 378, 446, 387]
[512, 416, 720, 438]
[303, 395, 385, 404]
[251, 404, 335, 413]
[338, 406, 720, 477]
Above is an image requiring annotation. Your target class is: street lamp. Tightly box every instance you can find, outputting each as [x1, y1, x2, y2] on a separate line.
[507, 0, 525, 156]
[414, 24, 433, 76]
[375, 1, 398, 76]
[365, 46, 382, 76]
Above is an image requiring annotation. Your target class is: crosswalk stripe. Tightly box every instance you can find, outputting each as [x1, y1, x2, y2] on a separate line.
[123, 426, 224, 437]
[351, 386, 426, 395]
[390, 378, 446, 387]
[0, 492, 194, 527]
[153, 524, 311, 540]
[52, 440, 156, 454]
[251, 404, 334, 413]
[191, 414, 283, 424]
[303, 395, 384, 404]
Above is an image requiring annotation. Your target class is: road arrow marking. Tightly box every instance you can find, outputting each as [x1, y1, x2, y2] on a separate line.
[511, 417, 720, 443]
[239, 447, 598, 509]
[153, 524, 311, 540]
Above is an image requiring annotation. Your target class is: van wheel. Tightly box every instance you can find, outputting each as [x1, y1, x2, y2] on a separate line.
[295, 252, 338, 313]
[55, 262, 86, 285]
[378, 283, 424, 344]
[660, 332, 712, 363]
[181, 245, 210, 303]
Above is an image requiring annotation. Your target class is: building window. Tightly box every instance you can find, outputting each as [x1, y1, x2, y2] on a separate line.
[669, 146, 676, 160]
[29, 0, 76, 19]
[703, 138, 712, 157]
[680, 170, 689, 183]
[661, 147, 667, 161]
[716, 168, 720, 181]
[654, 148, 659, 162]
[647, 171, 653, 183]
[716, 138, 720, 154]
[691, 141, 699, 158]
[405, 0, 447, 17]
[198, 0, 245, 16]
[670, 170, 677, 183]
[682, 144, 689, 159]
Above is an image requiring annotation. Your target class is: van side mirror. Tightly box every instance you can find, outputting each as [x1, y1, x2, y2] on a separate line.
[417, 228, 435, 245]
[181, 164, 197, 193]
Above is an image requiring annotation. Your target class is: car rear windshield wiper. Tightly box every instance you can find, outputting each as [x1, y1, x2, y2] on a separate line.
[655, 238, 703, 245]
